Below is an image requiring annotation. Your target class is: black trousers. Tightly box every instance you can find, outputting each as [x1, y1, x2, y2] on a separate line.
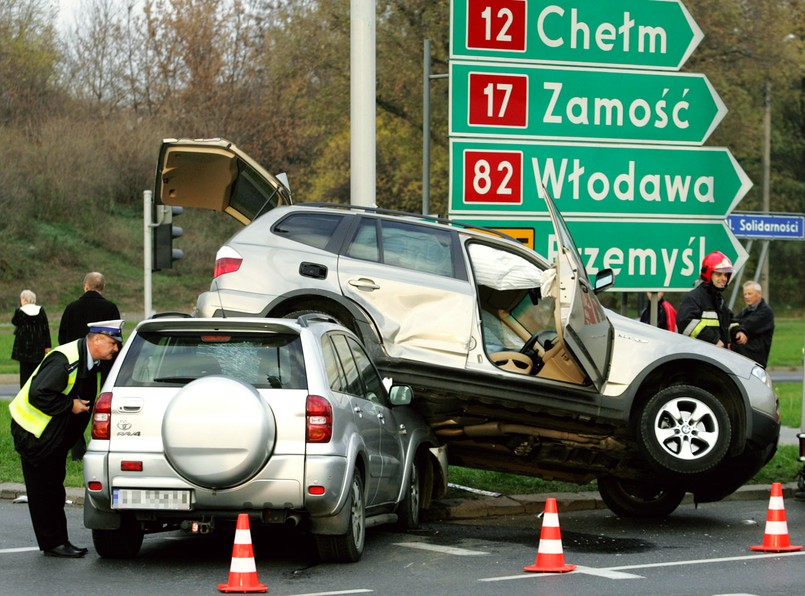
[20, 448, 70, 551]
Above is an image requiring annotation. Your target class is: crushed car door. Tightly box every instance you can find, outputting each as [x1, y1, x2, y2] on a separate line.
[154, 138, 292, 225]
[337, 217, 476, 369]
[542, 191, 614, 390]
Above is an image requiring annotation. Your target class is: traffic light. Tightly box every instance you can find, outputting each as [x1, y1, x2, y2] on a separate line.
[152, 204, 184, 271]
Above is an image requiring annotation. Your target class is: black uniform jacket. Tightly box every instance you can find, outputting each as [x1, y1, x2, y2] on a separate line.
[10, 339, 96, 465]
[732, 298, 775, 367]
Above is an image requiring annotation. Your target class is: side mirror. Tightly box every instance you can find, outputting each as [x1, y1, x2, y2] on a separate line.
[594, 268, 615, 294]
[388, 385, 413, 406]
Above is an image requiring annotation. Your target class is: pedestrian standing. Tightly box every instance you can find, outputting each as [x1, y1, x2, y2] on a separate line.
[58, 272, 120, 460]
[731, 281, 775, 367]
[11, 289, 52, 388]
[8, 320, 123, 558]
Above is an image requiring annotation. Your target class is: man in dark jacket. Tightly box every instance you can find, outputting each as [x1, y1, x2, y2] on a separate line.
[9, 320, 123, 557]
[677, 251, 747, 348]
[732, 281, 775, 367]
[58, 272, 120, 459]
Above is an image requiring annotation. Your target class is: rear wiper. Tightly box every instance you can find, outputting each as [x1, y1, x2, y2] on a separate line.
[153, 376, 198, 383]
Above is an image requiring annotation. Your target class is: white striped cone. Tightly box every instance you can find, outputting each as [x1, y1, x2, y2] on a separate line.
[218, 514, 268, 593]
[750, 482, 802, 552]
[524, 497, 576, 573]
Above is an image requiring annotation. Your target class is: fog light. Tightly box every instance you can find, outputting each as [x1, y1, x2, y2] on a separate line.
[308, 485, 326, 495]
[87, 481, 103, 491]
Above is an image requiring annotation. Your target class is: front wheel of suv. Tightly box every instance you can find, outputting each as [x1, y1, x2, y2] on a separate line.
[597, 476, 686, 518]
[92, 515, 144, 558]
[638, 385, 731, 475]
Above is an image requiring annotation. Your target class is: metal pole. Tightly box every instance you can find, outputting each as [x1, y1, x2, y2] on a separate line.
[422, 39, 431, 216]
[350, 0, 376, 207]
[760, 79, 771, 299]
[143, 190, 153, 318]
[729, 239, 753, 310]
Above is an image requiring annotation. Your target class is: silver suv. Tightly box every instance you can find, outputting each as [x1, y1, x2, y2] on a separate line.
[83, 315, 447, 561]
[154, 138, 779, 518]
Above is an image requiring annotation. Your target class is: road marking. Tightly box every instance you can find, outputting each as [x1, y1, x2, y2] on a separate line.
[394, 542, 489, 556]
[285, 591, 373, 596]
[479, 550, 805, 582]
[0, 547, 40, 554]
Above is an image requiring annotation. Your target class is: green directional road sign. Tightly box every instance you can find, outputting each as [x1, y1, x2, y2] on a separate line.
[453, 215, 747, 291]
[449, 139, 752, 218]
[450, 60, 726, 145]
[451, 0, 703, 71]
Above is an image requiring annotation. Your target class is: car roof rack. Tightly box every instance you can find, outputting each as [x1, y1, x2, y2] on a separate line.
[150, 311, 193, 319]
[296, 313, 339, 327]
[298, 202, 518, 242]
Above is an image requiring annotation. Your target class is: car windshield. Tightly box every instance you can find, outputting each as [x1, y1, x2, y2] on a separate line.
[115, 330, 307, 389]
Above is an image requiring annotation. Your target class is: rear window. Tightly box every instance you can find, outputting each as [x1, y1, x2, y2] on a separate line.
[115, 331, 307, 389]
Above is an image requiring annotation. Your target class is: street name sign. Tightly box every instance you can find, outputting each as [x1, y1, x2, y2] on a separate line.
[450, 139, 751, 218]
[449, 60, 726, 145]
[451, 0, 703, 71]
[727, 212, 805, 240]
[453, 215, 748, 291]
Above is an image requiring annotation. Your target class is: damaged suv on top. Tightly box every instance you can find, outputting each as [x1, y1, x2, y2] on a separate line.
[152, 138, 780, 518]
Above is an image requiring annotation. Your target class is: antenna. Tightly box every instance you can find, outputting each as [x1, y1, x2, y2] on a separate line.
[212, 277, 226, 319]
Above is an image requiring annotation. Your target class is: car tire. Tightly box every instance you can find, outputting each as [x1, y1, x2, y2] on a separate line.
[597, 476, 686, 518]
[638, 384, 731, 475]
[396, 456, 422, 531]
[315, 472, 366, 563]
[92, 515, 144, 558]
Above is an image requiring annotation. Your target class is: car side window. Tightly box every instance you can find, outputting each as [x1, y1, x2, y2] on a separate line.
[345, 336, 387, 405]
[345, 217, 455, 278]
[322, 335, 348, 393]
[272, 213, 344, 250]
[329, 334, 364, 397]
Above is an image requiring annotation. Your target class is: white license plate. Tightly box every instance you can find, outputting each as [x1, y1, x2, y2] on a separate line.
[112, 489, 192, 510]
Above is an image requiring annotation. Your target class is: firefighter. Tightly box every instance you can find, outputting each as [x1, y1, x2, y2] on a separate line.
[677, 252, 747, 348]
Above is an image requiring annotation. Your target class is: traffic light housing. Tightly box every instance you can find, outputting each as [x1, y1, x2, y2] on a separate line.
[152, 204, 184, 271]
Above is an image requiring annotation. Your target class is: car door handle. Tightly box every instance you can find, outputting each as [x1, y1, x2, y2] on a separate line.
[377, 413, 385, 423]
[117, 398, 143, 413]
[348, 278, 380, 291]
[353, 406, 363, 418]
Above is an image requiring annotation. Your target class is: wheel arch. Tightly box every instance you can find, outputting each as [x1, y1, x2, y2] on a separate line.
[266, 290, 384, 359]
[629, 358, 747, 456]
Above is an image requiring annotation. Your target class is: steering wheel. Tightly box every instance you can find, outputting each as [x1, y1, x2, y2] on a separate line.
[490, 351, 533, 375]
[521, 329, 557, 357]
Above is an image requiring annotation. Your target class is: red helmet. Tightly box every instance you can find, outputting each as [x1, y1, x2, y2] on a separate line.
[700, 251, 734, 284]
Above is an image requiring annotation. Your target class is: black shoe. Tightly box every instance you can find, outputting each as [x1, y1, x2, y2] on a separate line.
[66, 541, 89, 555]
[44, 544, 86, 558]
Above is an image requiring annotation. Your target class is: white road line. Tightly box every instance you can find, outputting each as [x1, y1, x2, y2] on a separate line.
[479, 550, 805, 583]
[394, 542, 489, 556]
[0, 547, 40, 554]
[285, 591, 373, 596]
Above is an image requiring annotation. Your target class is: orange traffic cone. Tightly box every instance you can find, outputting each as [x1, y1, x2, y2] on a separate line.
[750, 482, 803, 552]
[218, 514, 268, 593]
[523, 497, 576, 573]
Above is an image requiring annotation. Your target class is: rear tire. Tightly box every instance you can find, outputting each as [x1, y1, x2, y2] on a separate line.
[597, 476, 686, 518]
[396, 456, 422, 531]
[92, 515, 144, 558]
[315, 472, 366, 563]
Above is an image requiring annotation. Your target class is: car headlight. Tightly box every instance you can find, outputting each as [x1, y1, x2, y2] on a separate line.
[751, 366, 770, 387]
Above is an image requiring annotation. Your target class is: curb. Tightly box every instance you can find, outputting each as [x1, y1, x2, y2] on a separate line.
[2, 482, 801, 520]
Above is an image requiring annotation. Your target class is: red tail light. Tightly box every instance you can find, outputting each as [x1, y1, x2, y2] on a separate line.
[213, 246, 243, 278]
[92, 392, 113, 440]
[306, 395, 332, 443]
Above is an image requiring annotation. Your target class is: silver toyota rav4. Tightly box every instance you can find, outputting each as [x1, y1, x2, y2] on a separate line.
[153, 138, 780, 518]
[83, 315, 447, 561]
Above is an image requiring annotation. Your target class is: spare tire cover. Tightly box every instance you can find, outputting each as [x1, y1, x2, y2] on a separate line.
[162, 376, 275, 489]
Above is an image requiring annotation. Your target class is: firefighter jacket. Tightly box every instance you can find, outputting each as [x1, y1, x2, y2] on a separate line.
[677, 282, 743, 346]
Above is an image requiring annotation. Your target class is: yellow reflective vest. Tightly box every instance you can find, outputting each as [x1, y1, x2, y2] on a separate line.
[8, 341, 81, 439]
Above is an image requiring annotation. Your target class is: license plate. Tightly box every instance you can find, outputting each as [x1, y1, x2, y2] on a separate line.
[112, 489, 192, 510]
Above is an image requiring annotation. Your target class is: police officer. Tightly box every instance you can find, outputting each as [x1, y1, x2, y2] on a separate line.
[8, 320, 123, 558]
[677, 252, 747, 348]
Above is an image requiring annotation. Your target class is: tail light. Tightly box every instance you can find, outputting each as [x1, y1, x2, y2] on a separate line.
[213, 246, 243, 278]
[92, 392, 113, 440]
[306, 395, 332, 443]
